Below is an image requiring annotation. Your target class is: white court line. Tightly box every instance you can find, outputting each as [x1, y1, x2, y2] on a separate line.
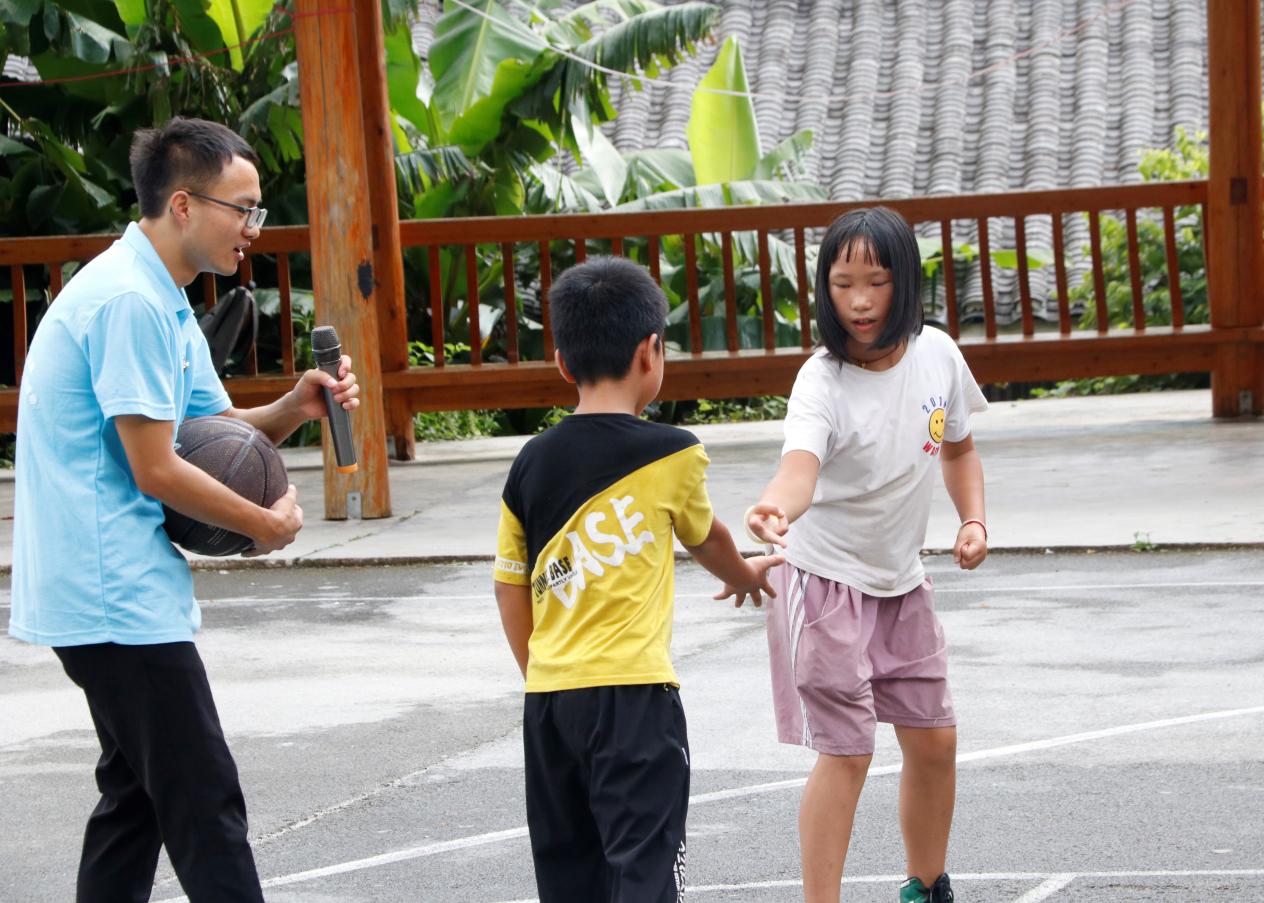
[10, 578, 1251, 610]
[249, 828, 530, 891]
[5, 579, 1264, 609]
[692, 704, 1264, 805]
[930, 580, 1264, 594]
[120, 580, 1264, 607]
[491, 870, 1264, 903]
[8, 579, 1258, 611]
[153, 705, 1264, 900]
[1012, 873, 1078, 902]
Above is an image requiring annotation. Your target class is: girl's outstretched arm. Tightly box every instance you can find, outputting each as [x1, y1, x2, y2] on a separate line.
[941, 434, 988, 569]
[684, 518, 784, 609]
[748, 450, 821, 546]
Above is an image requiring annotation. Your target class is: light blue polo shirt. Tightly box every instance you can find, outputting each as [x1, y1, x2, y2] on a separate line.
[9, 223, 231, 646]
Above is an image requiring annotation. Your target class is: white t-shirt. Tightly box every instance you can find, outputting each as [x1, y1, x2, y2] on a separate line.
[781, 326, 988, 596]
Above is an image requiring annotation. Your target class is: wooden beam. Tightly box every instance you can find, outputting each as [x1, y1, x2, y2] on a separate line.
[293, 0, 392, 518]
[354, 0, 414, 462]
[396, 181, 1209, 245]
[1206, 0, 1264, 416]
[0, 327, 1260, 433]
[0, 174, 1251, 430]
[0, 183, 1209, 271]
[374, 327, 1263, 415]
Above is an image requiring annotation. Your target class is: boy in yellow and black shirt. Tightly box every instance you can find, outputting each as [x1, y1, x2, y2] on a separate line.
[494, 256, 782, 903]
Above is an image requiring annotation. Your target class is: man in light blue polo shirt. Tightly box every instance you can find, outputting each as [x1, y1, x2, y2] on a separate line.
[10, 117, 361, 902]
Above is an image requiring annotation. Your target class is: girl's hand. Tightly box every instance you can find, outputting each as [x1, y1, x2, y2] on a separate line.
[713, 553, 785, 608]
[954, 521, 988, 570]
[745, 502, 790, 547]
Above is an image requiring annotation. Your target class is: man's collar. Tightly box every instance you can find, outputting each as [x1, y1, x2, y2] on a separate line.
[121, 222, 193, 314]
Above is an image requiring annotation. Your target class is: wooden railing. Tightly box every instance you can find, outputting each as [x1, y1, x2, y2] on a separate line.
[2, 179, 1260, 437]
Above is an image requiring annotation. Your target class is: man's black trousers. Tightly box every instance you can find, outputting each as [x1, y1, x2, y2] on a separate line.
[54, 641, 264, 903]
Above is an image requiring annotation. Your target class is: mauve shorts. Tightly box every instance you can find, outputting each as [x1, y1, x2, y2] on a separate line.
[766, 562, 956, 757]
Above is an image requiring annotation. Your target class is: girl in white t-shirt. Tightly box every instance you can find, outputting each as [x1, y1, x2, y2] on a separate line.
[719, 207, 988, 903]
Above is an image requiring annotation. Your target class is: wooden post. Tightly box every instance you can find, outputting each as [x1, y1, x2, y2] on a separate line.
[354, 0, 415, 461]
[1206, 0, 1263, 417]
[293, 0, 392, 518]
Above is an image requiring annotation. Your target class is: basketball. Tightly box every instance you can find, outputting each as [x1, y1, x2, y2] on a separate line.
[162, 415, 289, 557]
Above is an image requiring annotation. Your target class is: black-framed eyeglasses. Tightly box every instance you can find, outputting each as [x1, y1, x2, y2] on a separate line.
[185, 190, 268, 229]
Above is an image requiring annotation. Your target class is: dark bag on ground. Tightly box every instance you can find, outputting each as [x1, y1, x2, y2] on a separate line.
[199, 282, 257, 377]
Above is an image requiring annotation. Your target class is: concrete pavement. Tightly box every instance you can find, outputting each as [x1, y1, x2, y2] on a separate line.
[7, 552, 1264, 901]
[0, 389, 1259, 570]
[2, 389, 1263, 900]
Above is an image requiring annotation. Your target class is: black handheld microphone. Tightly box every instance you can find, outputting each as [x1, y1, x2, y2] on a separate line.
[311, 326, 358, 474]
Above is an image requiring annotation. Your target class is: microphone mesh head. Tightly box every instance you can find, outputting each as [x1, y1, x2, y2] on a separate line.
[311, 326, 340, 353]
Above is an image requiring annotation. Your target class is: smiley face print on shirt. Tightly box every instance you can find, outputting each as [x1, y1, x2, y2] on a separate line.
[922, 395, 946, 456]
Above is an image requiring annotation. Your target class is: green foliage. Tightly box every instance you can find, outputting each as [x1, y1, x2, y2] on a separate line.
[649, 226, 816, 353]
[1138, 125, 1210, 183]
[428, 1, 546, 138]
[409, 339, 476, 366]
[408, 394, 789, 441]
[680, 395, 787, 424]
[387, 0, 836, 370]
[203, 0, 274, 70]
[5, 0, 829, 434]
[0, 1, 305, 237]
[613, 175, 823, 211]
[395, 392, 793, 442]
[5, 2, 731, 415]
[1040, 126, 1212, 396]
[411, 402, 606, 442]
[1027, 372, 1201, 398]
[751, 130, 813, 181]
[516, 1, 718, 137]
[559, 128, 827, 355]
[413, 407, 504, 441]
[915, 235, 1051, 308]
[1071, 127, 1209, 332]
[385, 0, 729, 365]
[403, 0, 721, 223]
[569, 93, 626, 205]
[687, 35, 758, 184]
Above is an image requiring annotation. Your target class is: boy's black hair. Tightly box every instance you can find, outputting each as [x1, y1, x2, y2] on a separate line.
[549, 255, 668, 385]
[130, 117, 260, 219]
[815, 206, 924, 362]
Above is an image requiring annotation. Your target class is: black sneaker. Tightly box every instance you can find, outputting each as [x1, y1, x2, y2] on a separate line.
[899, 873, 954, 902]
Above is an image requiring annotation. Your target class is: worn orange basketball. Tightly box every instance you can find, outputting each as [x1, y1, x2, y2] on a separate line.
[162, 416, 288, 557]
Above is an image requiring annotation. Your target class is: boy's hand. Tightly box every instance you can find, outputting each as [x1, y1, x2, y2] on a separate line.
[713, 553, 785, 608]
[746, 502, 789, 547]
[954, 521, 987, 570]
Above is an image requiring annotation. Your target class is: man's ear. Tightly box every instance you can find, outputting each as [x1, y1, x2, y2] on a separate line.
[554, 348, 576, 384]
[168, 190, 191, 224]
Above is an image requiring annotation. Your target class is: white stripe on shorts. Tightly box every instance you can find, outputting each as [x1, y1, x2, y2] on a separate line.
[784, 568, 813, 747]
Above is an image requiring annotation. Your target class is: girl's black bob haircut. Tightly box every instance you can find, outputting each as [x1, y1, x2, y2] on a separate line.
[815, 206, 924, 362]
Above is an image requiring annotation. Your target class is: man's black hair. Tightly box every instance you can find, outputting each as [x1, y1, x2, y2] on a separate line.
[130, 117, 260, 219]
[549, 255, 669, 385]
[815, 206, 925, 361]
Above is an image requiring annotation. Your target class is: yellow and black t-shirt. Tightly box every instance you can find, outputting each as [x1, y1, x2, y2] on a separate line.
[493, 414, 714, 692]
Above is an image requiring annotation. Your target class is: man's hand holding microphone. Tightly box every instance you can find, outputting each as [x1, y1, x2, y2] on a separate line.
[243, 325, 360, 557]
